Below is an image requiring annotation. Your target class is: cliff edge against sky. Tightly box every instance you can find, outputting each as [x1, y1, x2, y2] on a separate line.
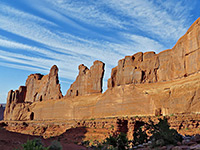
[4, 17, 200, 121]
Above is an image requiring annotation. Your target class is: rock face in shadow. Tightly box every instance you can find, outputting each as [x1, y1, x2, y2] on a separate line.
[0, 104, 5, 120]
[4, 65, 62, 120]
[66, 60, 105, 97]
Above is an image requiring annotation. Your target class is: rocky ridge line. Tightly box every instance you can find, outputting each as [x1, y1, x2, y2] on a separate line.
[3, 17, 200, 121]
[108, 18, 200, 88]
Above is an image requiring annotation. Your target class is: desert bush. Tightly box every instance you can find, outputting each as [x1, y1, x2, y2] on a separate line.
[18, 138, 48, 150]
[81, 140, 90, 147]
[103, 132, 129, 150]
[132, 126, 148, 146]
[147, 117, 182, 147]
[17, 138, 63, 150]
[84, 117, 183, 149]
[48, 140, 62, 150]
[110, 125, 114, 130]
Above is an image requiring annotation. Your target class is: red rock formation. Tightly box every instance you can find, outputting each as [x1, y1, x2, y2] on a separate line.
[66, 60, 105, 97]
[4, 86, 27, 120]
[108, 18, 200, 88]
[4, 65, 63, 120]
[3, 17, 200, 121]
[25, 65, 62, 102]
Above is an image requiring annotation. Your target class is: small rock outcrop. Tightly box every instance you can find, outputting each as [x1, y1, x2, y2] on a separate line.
[66, 60, 105, 97]
[4, 65, 63, 120]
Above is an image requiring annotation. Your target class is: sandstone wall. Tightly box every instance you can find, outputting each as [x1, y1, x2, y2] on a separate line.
[108, 18, 200, 88]
[66, 60, 105, 97]
[3, 17, 200, 121]
[11, 71, 200, 121]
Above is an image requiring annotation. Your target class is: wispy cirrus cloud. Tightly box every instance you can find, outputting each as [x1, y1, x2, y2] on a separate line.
[103, 0, 191, 43]
[36, 0, 191, 44]
[0, 3, 57, 27]
[41, 0, 126, 29]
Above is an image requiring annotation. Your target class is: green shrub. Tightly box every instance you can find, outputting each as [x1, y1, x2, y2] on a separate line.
[16, 138, 63, 150]
[48, 140, 62, 150]
[104, 132, 129, 150]
[133, 126, 148, 146]
[147, 117, 182, 147]
[18, 138, 48, 150]
[95, 142, 104, 150]
[89, 117, 183, 149]
[81, 140, 90, 147]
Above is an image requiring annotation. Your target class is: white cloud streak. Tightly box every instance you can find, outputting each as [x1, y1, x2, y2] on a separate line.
[103, 0, 190, 40]
[42, 0, 126, 29]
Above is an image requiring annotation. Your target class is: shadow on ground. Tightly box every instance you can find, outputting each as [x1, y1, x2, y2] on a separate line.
[0, 123, 88, 150]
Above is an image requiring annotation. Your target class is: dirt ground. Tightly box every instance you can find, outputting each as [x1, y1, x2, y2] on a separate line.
[0, 127, 87, 150]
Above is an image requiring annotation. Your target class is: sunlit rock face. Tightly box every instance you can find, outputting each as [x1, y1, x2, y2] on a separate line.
[66, 60, 105, 97]
[4, 65, 63, 120]
[107, 18, 200, 88]
[3, 17, 200, 121]
[25, 65, 62, 102]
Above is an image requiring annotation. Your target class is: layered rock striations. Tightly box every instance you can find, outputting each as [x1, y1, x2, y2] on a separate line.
[3, 17, 200, 121]
[66, 60, 105, 97]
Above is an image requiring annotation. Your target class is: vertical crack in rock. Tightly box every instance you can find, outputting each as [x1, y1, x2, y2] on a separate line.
[187, 91, 196, 111]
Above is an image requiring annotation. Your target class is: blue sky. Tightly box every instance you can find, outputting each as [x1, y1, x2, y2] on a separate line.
[0, 0, 199, 103]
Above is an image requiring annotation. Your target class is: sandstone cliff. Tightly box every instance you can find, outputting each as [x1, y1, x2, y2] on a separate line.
[25, 65, 62, 102]
[108, 18, 200, 88]
[3, 17, 200, 121]
[4, 65, 62, 120]
[66, 60, 105, 97]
